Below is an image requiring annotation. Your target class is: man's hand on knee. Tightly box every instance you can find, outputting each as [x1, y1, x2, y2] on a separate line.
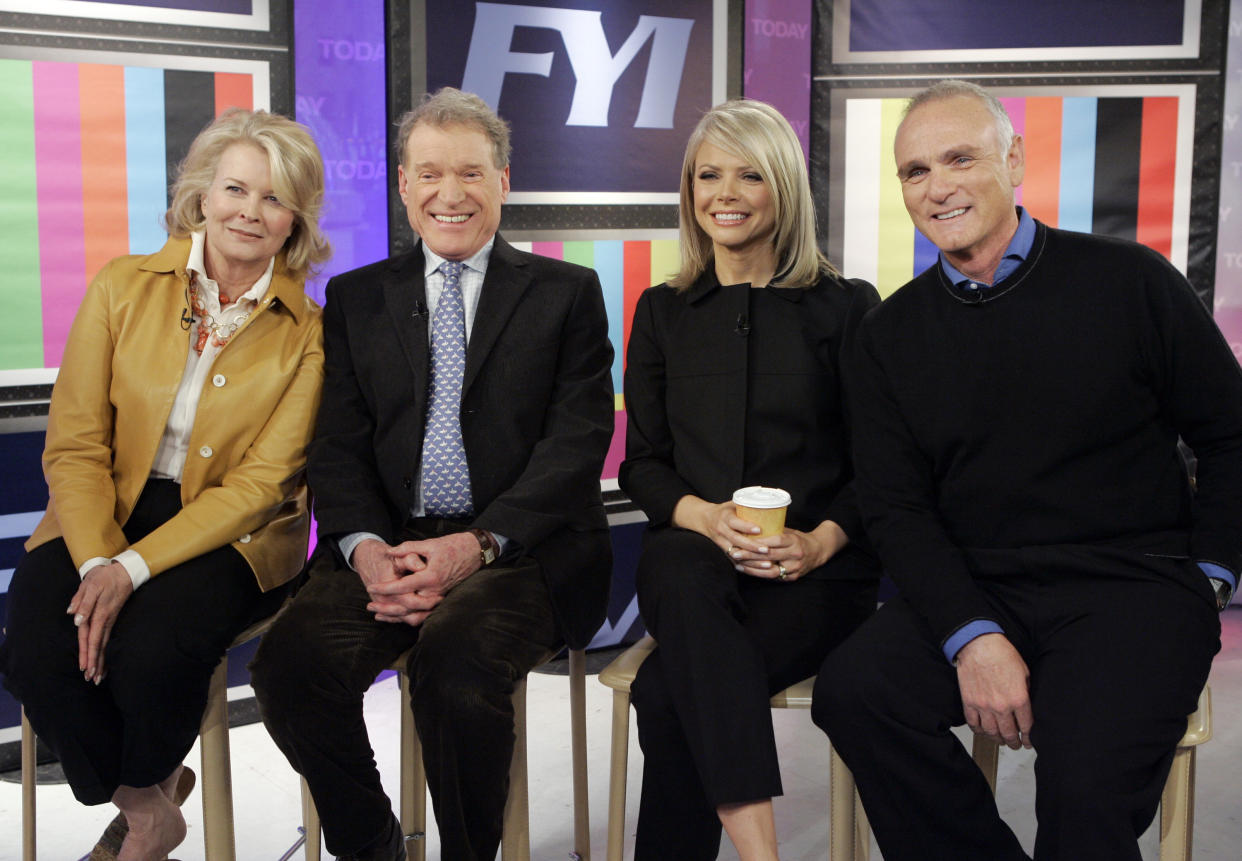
[352, 538, 440, 625]
[955, 633, 1034, 750]
[363, 533, 483, 626]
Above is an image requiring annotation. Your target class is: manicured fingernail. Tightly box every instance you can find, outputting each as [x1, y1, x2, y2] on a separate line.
[756, 546, 768, 553]
[730, 550, 742, 559]
[74, 614, 85, 626]
[735, 565, 745, 573]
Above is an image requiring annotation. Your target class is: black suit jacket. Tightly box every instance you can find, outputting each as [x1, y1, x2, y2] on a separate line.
[619, 272, 878, 550]
[308, 235, 614, 648]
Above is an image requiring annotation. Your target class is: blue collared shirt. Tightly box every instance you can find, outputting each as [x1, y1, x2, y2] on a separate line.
[939, 206, 1036, 291]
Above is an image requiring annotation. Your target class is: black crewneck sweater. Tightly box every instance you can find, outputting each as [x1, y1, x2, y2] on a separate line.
[848, 221, 1242, 644]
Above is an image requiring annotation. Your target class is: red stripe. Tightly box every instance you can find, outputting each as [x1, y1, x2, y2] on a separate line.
[622, 241, 650, 369]
[1136, 97, 1177, 259]
[1022, 97, 1061, 228]
[215, 73, 252, 114]
[79, 64, 129, 283]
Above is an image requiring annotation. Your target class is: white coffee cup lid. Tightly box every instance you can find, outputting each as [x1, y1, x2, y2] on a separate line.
[732, 486, 791, 509]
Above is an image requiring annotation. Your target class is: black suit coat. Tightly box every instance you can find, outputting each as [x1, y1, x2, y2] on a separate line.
[619, 272, 878, 552]
[308, 235, 614, 648]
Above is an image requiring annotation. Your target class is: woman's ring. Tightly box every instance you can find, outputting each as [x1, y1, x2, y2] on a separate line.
[777, 563, 788, 580]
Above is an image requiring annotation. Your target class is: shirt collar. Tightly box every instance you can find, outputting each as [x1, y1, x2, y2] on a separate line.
[421, 237, 496, 279]
[187, 230, 274, 304]
[939, 206, 1035, 289]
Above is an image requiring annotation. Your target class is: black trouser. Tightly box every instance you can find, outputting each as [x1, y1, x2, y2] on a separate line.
[630, 527, 878, 860]
[250, 520, 561, 861]
[0, 479, 285, 804]
[813, 546, 1221, 861]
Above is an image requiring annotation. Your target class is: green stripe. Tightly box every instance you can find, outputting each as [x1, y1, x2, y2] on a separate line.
[561, 240, 594, 270]
[0, 59, 43, 370]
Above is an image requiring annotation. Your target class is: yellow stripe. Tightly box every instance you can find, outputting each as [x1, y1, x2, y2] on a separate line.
[615, 393, 625, 411]
[876, 98, 914, 298]
[650, 239, 680, 287]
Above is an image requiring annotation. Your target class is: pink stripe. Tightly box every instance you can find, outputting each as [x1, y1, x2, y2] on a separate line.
[602, 409, 625, 480]
[531, 241, 563, 260]
[34, 62, 87, 368]
[1000, 97, 1025, 206]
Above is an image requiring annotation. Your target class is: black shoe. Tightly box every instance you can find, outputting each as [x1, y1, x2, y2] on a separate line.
[337, 814, 406, 861]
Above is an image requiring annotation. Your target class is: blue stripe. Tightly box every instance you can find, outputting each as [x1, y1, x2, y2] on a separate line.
[594, 240, 625, 395]
[1059, 98, 1096, 233]
[0, 569, 13, 592]
[125, 66, 168, 254]
[913, 228, 939, 277]
[0, 511, 43, 540]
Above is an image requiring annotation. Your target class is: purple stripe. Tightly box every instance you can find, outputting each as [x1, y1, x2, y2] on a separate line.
[848, 0, 1183, 51]
[294, 0, 389, 302]
[744, 0, 812, 159]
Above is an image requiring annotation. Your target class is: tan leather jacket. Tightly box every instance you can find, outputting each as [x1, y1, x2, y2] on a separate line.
[27, 236, 324, 591]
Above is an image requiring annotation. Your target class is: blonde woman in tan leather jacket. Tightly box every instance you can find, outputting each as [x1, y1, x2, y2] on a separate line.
[0, 108, 330, 861]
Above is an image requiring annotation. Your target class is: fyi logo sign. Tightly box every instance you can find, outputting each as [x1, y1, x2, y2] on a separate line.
[426, 0, 720, 199]
[463, 3, 693, 129]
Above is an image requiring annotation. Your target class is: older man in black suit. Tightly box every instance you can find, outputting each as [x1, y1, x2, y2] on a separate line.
[251, 88, 613, 861]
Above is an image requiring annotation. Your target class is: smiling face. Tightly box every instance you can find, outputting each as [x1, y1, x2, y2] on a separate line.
[691, 140, 776, 266]
[894, 95, 1025, 282]
[200, 142, 295, 282]
[398, 122, 510, 261]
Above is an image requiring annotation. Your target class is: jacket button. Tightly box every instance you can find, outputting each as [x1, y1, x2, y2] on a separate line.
[239, 533, 252, 544]
[212, 374, 226, 387]
[402, 477, 412, 489]
[199, 445, 213, 458]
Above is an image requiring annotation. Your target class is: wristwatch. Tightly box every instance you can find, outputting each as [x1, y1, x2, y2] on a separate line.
[468, 528, 498, 566]
[1209, 577, 1233, 612]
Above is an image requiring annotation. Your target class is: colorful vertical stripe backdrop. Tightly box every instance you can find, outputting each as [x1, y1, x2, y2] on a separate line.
[833, 85, 1195, 297]
[0, 53, 268, 374]
[508, 234, 681, 482]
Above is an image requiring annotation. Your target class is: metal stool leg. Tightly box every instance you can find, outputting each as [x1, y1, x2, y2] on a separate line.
[400, 669, 427, 861]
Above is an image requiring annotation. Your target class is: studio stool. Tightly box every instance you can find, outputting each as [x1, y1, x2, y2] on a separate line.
[20, 612, 279, 861]
[596, 635, 870, 861]
[300, 648, 590, 861]
[968, 685, 1212, 861]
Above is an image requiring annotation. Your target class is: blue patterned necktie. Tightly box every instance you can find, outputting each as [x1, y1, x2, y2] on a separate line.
[421, 260, 473, 517]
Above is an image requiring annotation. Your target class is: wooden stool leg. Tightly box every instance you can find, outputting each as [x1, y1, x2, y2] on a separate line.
[301, 779, 321, 860]
[853, 793, 871, 861]
[605, 687, 632, 861]
[501, 676, 531, 861]
[829, 746, 857, 861]
[1160, 745, 1195, 861]
[971, 734, 1001, 796]
[401, 670, 427, 861]
[569, 649, 590, 861]
[200, 657, 236, 861]
[21, 707, 36, 861]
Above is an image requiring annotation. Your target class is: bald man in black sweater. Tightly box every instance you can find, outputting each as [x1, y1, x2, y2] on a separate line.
[813, 80, 1242, 861]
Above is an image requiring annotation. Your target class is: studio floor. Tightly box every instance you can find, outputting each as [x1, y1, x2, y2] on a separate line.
[3, 608, 1240, 861]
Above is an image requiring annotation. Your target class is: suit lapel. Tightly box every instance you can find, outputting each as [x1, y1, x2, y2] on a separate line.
[382, 249, 431, 403]
[463, 236, 532, 395]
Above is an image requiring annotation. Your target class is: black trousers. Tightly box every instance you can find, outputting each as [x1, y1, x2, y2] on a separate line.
[813, 546, 1221, 861]
[0, 479, 285, 804]
[630, 527, 878, 860]
[250, 520, 561, 861]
